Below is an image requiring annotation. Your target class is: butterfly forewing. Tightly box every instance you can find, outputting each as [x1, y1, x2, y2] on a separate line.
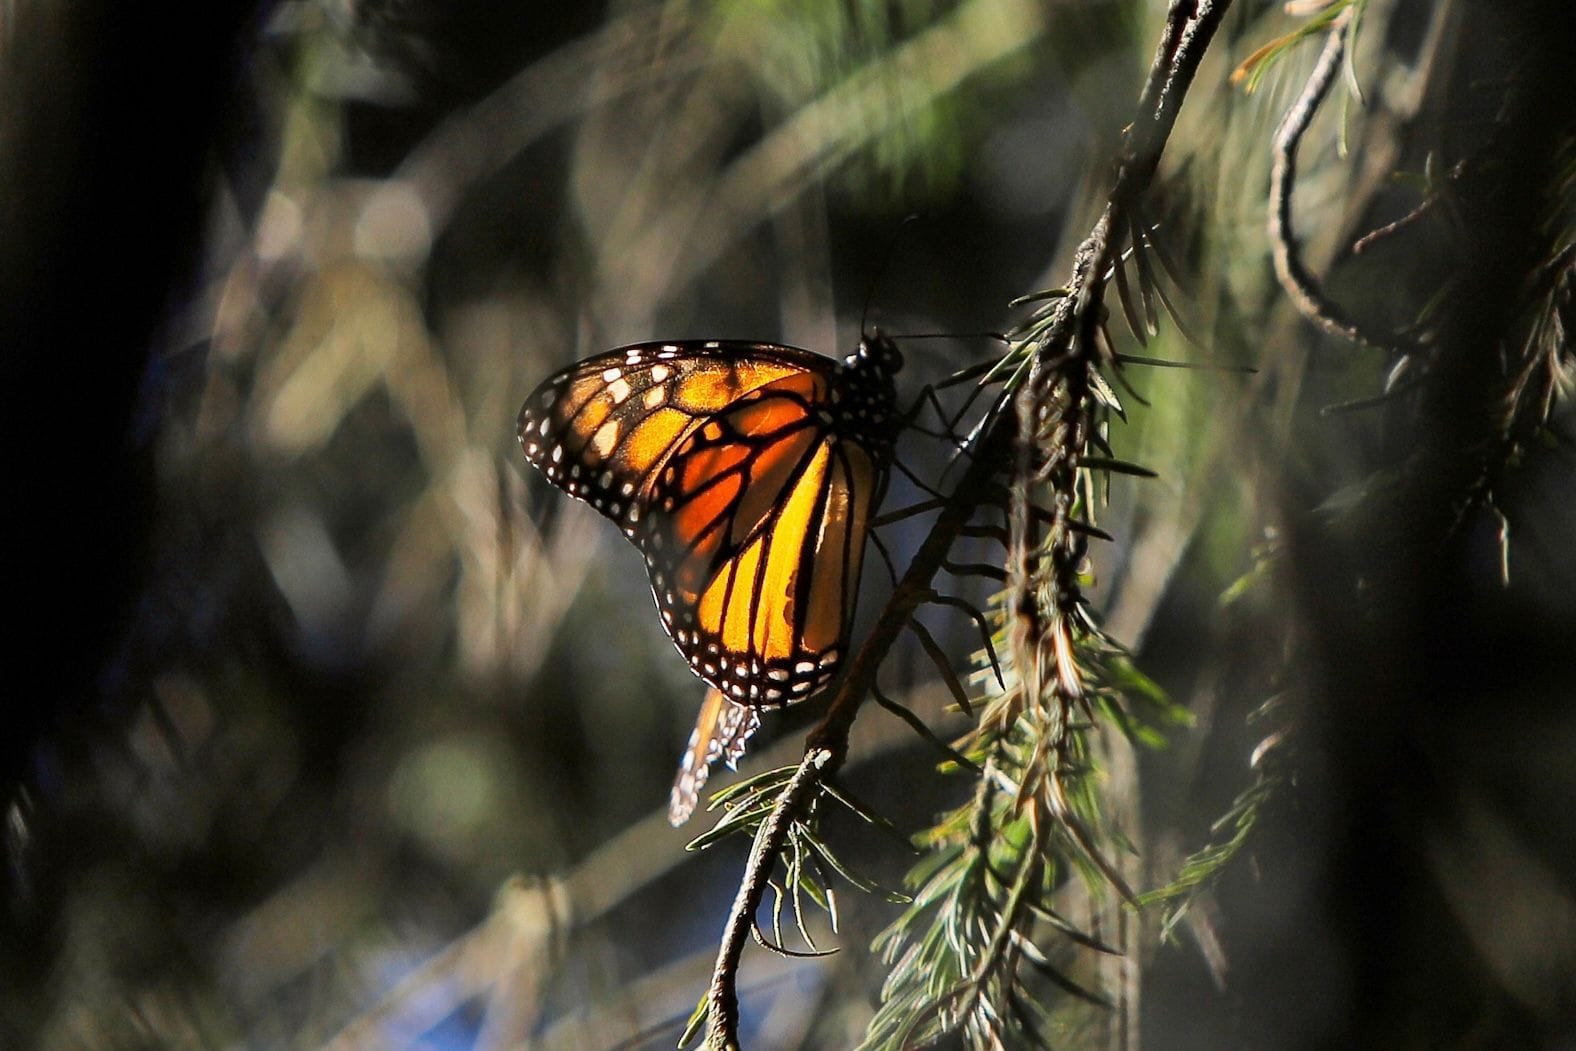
[516, 341, 825, 532]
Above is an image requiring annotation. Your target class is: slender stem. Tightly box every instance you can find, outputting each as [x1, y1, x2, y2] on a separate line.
[1269, 11, 1402, 351]
[704, 749, 831, 1049]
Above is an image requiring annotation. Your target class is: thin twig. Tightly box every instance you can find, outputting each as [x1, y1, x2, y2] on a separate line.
[1268, 11, 1401, 351]
[704, 751, 832, 1049]
[1349, 161, 1462, 255]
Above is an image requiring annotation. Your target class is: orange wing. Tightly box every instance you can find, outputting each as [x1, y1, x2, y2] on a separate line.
[517, 342, 824, 537]
[640, 371, 880, 706]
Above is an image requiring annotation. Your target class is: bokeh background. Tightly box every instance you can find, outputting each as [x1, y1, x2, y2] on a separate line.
[4, 0, 1573, 1048]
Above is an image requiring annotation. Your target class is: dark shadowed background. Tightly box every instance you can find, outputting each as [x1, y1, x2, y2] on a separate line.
[3, 1, 1573, 1047]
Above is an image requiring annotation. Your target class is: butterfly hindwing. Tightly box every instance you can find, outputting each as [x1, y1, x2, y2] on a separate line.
[640, 370, 879, 706]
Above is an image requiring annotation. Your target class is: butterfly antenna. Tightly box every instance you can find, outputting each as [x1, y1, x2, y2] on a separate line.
[860, 213, 927, 337]
[894, 331, 1009, 344]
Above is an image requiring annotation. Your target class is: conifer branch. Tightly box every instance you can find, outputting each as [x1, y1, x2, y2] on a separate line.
[699, 3, 1231, 1045]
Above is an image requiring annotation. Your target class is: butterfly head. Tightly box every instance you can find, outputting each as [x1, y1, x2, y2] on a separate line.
[847, 329, 904, 378]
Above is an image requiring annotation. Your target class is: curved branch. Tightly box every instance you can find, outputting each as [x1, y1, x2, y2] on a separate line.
[704, 751, 831, 1049]
[1269, 12, 1404, 351]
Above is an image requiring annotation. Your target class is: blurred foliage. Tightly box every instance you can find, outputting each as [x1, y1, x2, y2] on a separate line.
[3, 0, 1573, 1049]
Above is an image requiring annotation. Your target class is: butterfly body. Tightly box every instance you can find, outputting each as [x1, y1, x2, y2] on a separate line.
[519, 335, 901, 822]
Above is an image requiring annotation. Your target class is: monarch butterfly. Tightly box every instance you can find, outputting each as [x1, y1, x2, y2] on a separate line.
[517, 336, 903, 823]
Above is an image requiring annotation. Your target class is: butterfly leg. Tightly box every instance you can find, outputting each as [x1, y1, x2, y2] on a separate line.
[897, 383, 971, 449]
[891, 456, 948, 501]
[868, 528, 900, 587]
